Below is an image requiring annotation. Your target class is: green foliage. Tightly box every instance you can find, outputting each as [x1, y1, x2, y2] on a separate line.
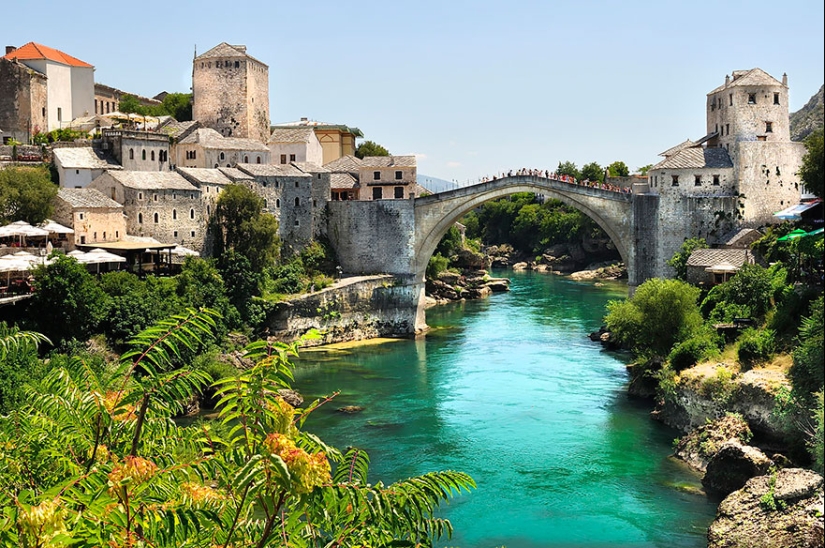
[0, 323, 50, 413]
[667, 238, 708, 281]
[638, 164, 653, 175]
[700, 366, 737, 404]
[436, 225, 463, 258]
[790, 296, 824, 404]
[28, 255, 109, 345]
[581, 161, 604, 183]
[813, 391, 824, 475]
[700, 264, 776, 320]
[607, 161, 630, 177]
[98, 271, 182, 345]
[31, 127, 85, 145]
[759, 470, 788, 511]
[299, 238, 338, 276]
[118, 93, 145, 115]
[218, 250, 262, 324]
[157, 92, 192, 121]
[268, 260, 306, 295]
[668, 331, 722, 371]
[0, 313, 474, 546]
[799, 128, 823, 198]
[354, 140, 390, 158]
[0, 165, 57, 224]
[737, 327, 775, 369]
[176, 257, 238, 331]
[556, 161, 580, 181]
[427, 253, 450, 279]
[213, 184, 281, 272]
[605, 278, 703, 358]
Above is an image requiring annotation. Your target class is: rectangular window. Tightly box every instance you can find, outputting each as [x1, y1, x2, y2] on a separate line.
[726, 124, 730, 136]
[773, 93, 780, 105]
[394, 186, 404, 199]
[694, 175, 702, 186]
[765, 121, 773, 133]
[289, 154, 296, 162]
[395, 170, 403, 180]
[373, 171, 381, 181]
[748, 93, 756, 104]
[280, 154, 287, 164]
[57, 107, 62, 121]
[729, 94, 733, 106]
[713, 175, 720, 186]
[372, 187, 383, 200]
[671, 175, 679, 186]
[174, 231, 178, 238]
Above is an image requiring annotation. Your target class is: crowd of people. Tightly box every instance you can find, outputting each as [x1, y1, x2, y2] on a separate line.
[473, 168, 633, 194]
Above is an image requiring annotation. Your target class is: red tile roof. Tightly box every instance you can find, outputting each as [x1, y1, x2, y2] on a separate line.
[2, 42, 93, 68]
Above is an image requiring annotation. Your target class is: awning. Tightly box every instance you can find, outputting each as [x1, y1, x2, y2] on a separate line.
[705, 262, 740, 274]
[777, 228, 809, 241]
[39, 219, 74, 234]
[774, 199, 822, 221]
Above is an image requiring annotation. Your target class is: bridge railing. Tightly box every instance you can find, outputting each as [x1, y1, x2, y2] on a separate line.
[449, 171, 634, 195]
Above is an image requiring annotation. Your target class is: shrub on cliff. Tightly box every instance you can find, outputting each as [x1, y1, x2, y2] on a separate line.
[790, 296, 824, 404]
[736, 328, 775, 370]
[668, 330, 723, 371]
[605, 278, 702, 358]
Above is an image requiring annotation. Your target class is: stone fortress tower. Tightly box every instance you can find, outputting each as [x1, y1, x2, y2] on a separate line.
[704, 69, 806, 225]
[192, 43, 270, 143]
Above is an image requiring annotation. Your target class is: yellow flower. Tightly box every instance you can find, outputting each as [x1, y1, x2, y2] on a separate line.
[18, 498, 66, 542]
[107, 455, 158, 495]
[263, 433, 331, 494]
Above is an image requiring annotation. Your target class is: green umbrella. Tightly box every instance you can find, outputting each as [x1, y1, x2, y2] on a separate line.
[777, 228, 808, 241]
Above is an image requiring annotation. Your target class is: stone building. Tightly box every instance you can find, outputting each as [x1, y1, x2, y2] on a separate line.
[1, 43, 94, 138]
[102, 129, 171, 171]
[174, 127, 270, 168]
[268, 127, 323, 166]
[685, 248, 756, 287]
[271, 119, 362, 164]
[648, 68, 807, 277]
[192, 43, 270, 143]
[53, 187, 126, 248]
[52, 145, 122, 188]
[359, 156, 420, 200]
[94, 84, 161, 117]
[89, 171, 204, 249]
[324, 155, 363, 200]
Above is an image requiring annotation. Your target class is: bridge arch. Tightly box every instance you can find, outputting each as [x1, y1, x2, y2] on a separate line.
[413, 176, 634, 282]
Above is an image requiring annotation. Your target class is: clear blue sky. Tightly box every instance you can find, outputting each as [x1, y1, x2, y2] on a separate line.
[5, 0, 824, 183]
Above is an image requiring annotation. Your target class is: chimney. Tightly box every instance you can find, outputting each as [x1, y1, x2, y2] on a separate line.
[300, 117, 308, 122]
[725, 74, 730, 87]
[782, 73, 788, 87]
[5, 46, 16, 55]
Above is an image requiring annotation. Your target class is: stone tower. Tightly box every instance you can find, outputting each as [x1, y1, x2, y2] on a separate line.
[706, 68, 791, 153]
[192, 43, 270, 143]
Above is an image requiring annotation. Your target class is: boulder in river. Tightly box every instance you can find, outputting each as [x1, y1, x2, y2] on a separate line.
[702, 441, 773, 497]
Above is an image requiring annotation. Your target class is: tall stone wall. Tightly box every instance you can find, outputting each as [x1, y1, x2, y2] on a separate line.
[0, 59, 47, 142]
[632, 193, 660, 285]
[327, 199, 416, 276]
[735, 141, 805, 226]
[264, 275, 419, 344]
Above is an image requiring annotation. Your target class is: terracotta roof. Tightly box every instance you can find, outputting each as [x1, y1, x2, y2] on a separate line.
[268, 127, 316, 144]
[103, 171, 198, 191]
[179, 128, 269, 151]
[360, 155, 417, 168]
[686, 248, 753, 267]
[52, 147, 122, 170]
[652, 147, 733, 170]
[3, 42, 92, 68]
[57, 188, 122, 209]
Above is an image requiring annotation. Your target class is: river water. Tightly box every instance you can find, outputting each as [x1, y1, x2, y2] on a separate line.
[293, 271, 718, 547]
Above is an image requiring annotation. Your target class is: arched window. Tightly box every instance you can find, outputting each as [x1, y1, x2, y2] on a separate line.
[153, 212, 159, 223]
[256, 156, 261, 164]
[138, 213, 143, 224]
[244, 156, 249, 163]
[142, 150, 146, 161]
[172, 209, 177, 220]
[151, 151, 155, 161]
[129, 149, 134, 160]
[219, 152, 225, 161]
[190, 209, 195, 219]
[294, 197, 300, 207]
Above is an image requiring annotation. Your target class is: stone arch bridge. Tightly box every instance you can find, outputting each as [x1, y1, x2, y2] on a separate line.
[327, 175, 661, 332]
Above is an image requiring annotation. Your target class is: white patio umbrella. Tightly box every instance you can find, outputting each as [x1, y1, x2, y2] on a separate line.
[79, 248, 126, 273]
[39, 219, 74, 235]
[0, 221, 49, 246]
[171, 245, 200, 257]
[0, 258, 31, 285]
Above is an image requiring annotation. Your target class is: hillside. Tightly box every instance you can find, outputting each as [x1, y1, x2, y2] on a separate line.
[790, 84, 824, 141]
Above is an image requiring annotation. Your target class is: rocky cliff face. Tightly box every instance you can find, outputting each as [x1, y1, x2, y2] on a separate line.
[790, 84, 824, 141]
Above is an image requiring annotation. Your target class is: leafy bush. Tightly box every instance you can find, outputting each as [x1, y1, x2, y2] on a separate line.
[667, 238, 708, 281]
[790, 296, 824, 404]
[268, 260, 306, 295]
[427, 253, 450, 279]
[700, 366, 737, 404]
[668, 332, 722, 371]
[737, 328, 775, 369]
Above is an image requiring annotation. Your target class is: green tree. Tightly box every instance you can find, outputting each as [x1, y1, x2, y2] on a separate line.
[799, 128, 823, 198]
[607, 161, 630, 177]
[158, 92, 192, 121]
[556, 161, 580, 180]
[790, 296, 824, 404]
[98, 271, 182, 345]
[118, 94, 145, 116]
[0, 312, 474, 546]
[667, 237, 708, 281]
[0, 166, 57, 224]
[0, 323, 49, 413]
[638, 164, 653, 175]
[581, 162, 605, 183]
[354, 140, 390, 158]
[605, 278, 703, 357]
[213, 184, 281, 271]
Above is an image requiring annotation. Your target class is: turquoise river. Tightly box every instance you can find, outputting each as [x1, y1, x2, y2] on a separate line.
[292, 271, 718, 547]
